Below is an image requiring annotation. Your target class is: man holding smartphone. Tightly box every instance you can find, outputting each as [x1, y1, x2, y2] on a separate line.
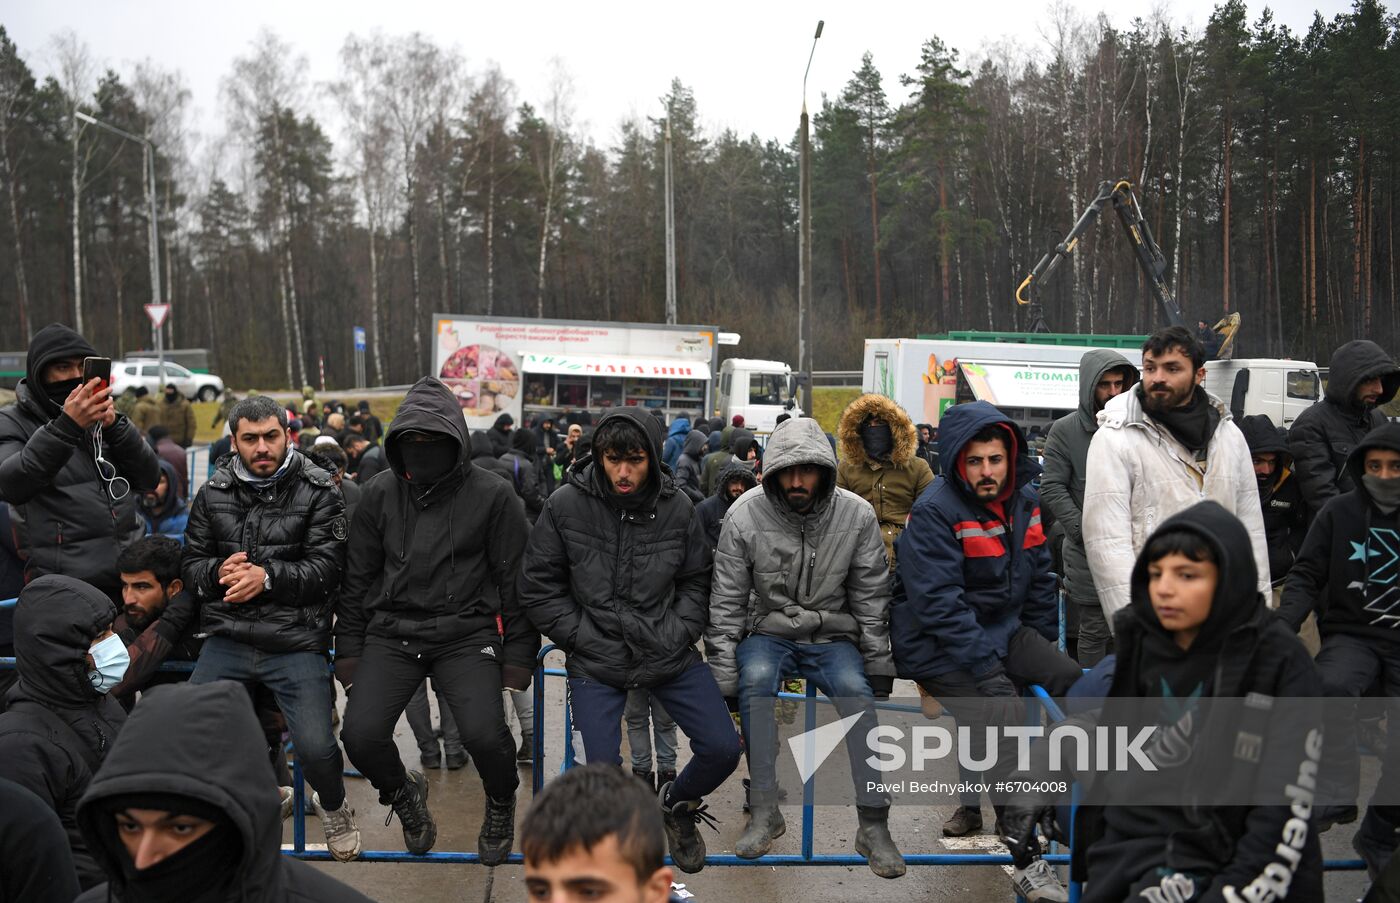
[0, 324, 160, 599]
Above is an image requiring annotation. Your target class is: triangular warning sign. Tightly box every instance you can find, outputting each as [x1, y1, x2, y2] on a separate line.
[144, 303, 170, 328]
[787, 709, 864, 783]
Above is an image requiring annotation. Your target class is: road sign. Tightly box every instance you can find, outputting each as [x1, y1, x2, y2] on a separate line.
[144, 303, 170, 329]
[353, 326, 366, 351]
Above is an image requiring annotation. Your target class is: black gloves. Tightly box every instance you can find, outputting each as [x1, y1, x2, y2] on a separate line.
[868, 675, 895, 699]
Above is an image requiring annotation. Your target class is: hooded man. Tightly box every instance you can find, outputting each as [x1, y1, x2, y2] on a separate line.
[674, 428, 709, 504]
[1289, 339, 1400, 519]
[146, 424, 188, 492]
[1239, 414, 1305, 598]
[181, 395, 358, 862]
[662, 415, 692, 471]
[700, 429, 736, 496]
[1083, 326, 1270, 628]
[356, 399, 383, 445]
[74, 681, 376, 903]
[138, 459, 190, 543]
[1280, 422, 1400, 865]
[694, 462, 758, 550]
[0, 324, 161, 597]
[518, 407, 741, 874]
[0, 575, 129, 889]
[487, 412, 515, 457]
[470, 429, 518, 485]
[156, 383, 196, 448]
[501, 427, 546, 522]
[836, 394, 934, 571]
[890, 400, 1082, 841]
[1040, 349, 1139, 665]
[707, 417, 904, 877]
[337, 377, 534, 864]
[915, 423, 940, 475]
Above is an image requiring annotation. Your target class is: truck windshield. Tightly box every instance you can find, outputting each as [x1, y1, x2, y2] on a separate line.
[1287, 370, 1320, 401]
[749, 373, 790, 405]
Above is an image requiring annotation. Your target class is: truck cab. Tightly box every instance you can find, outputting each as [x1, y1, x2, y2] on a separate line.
[1202, 358, 1321, 427]
[717, 358, 801, 434]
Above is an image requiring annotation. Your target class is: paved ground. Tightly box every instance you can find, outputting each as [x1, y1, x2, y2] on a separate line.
[284, 659, 1376, 902]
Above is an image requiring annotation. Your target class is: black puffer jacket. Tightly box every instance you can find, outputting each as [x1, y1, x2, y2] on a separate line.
[1288, 339, 1400, 515]
[183, 448, 346, 654]
[694, 462, 759, 549]
[517, 407, 712, 689]
[75, 681, 376, 903]
[0, 576, 126, 890]
[0, 325, 160, 594]
[337, 378, 536, 680]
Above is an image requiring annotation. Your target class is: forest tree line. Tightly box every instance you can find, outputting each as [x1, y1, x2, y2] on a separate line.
[0, 0, 1393, 389]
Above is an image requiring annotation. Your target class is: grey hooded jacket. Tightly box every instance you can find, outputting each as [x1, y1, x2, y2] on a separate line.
[1039, 349, 1139, 605]
[705, 417, 894, 696]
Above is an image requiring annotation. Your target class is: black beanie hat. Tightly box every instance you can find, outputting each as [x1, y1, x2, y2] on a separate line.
[26, 323, 98, 415]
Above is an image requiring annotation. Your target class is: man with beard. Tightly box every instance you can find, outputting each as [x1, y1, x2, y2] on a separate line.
[1240, 414, 1306, 606]
[137, 460, 190, 543]
[695, 463, 758, 550]
[109, 536, 200, 709]
[707, 417, 904, 877]
[1039, 350, 1139, 665]
[343, 432, 386, 483]
[1084, 326, 1270, 630]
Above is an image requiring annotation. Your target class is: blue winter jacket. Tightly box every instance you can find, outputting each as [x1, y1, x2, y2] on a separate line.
[890, 401, 1058, 680]
[661, 418, 691, 470]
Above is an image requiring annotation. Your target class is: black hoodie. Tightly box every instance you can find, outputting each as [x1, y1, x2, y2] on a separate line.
[75, 681, 376, 903]
[1287, 339, 1400, 515]
[1280, 422, 1400, 641]
[1074, 502, 1323, 902]
[0, 576, 126, 890]
[694, 461, 759, 549]
[517, 407, 712, 688]
[470, 429, 517, 485]
[0, 325, 160, 593]
[337, 378, 537, 682]
[1239, 414, 1305, 585]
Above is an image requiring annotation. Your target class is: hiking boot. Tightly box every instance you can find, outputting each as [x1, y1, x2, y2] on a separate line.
[658, 768, 677, 792]
[943, 805, 983, 836]
[279, 786, 295, 822]
[444, 746, 469, 771]
[1353, 809, 1400, 882]
[633, 768, 655, 791]
[311, 792, 362, 862]
[517, 736, 534, 765]
[420, 743, 443, 769]
[1314, 803, 1359, 833]
[659, 781, 718, 874]
[735, 797, 786, 859]
[479, 793, 517, 866]
[383, 770, 436, 855]
[1010, 858, 1069, 902]
[854, 805, 906, 878]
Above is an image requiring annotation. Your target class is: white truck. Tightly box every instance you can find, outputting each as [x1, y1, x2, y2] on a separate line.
[863, 338, 1320, 432]
[715, 358, 802, 434]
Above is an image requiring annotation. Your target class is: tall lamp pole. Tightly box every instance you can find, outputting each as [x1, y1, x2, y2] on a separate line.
[664, 115, 677, 325]
[75, 110, 164, 383]
[798, 20, 823, 415]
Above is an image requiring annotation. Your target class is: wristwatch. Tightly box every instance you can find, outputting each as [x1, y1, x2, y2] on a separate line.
[263, 571, 273, 593]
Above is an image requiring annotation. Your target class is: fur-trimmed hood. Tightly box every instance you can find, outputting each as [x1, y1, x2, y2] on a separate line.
[837, 393, 918, 467]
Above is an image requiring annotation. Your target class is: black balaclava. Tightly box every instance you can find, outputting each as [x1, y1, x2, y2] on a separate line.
[163, 385, 179, 404]
[97, 793, 242, 903]
[25, 323, 98, 416]
[861, 420, 894, 460]
[400, 432, 459, 484]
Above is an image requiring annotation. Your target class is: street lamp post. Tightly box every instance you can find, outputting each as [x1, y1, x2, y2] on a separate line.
[74, 110, 164, 384]
[798, 20, 823, 416]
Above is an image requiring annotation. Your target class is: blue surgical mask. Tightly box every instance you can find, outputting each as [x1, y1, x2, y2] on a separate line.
[87, 633, 130, 695]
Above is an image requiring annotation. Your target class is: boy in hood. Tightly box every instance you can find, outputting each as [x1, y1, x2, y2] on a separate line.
[518, 407, 741, 874]
[1280, 422, 1400, 872]
[337, 377, 535, 863]
[1040, 349, 1139, 666]
[836, 393, 934, 571]
[707, 417, 905, 877]
[890, 401, 1081, 855]
[0, 323, 161, 597]
[75, 681, 375, 903]
[1002, 502, 1323, 902]
[0, 575, 129, 889]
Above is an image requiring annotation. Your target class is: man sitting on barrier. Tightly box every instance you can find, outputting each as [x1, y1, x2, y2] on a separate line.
[522, 764, 682, 903]
[891, 401, 1081, 898]
[337, 377, 535, 864]
[519, 407, 742, 875]
[109, 536, 199, 710]
[706, 416, 905, 878]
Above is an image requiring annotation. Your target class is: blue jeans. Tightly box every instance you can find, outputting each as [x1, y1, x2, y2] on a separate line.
[191, 636, 346, 809]
[568, 661, 741, 802]
[737, 635, 887, 807]
[626, 689, 678, 772]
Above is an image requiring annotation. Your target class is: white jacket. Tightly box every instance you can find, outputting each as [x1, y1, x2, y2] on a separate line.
[1082, 387, 1270, 628]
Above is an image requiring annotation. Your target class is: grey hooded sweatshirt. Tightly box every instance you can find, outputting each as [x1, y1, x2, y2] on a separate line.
[705, 417, 894, 696]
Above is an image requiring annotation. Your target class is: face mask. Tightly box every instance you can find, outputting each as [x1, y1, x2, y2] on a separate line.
[88, 633, 130, 694]
[45, 377, 83, 406]
[861, 422, 894, 460]
[400, 438, 458, 483]
[1363, 474, 1400, 514]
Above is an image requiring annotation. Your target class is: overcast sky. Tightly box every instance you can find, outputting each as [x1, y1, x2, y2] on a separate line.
[6, 0, 1349, 157]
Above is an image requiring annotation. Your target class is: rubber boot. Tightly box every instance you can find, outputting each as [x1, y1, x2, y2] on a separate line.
[735, 794, 786, 859]
[855, 805, 906, 879]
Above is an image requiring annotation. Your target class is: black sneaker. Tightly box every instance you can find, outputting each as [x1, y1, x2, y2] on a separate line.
[384, 770, 436, 855]
[479, 793, 516, 866]
[517, 737, 534, 765]
[420, 745, 443, 769]
[659, 781, 718, 874]
[444, 747, 468, 771]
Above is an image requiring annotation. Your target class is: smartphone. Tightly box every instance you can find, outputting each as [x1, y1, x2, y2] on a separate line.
[82, 356, 111, 390]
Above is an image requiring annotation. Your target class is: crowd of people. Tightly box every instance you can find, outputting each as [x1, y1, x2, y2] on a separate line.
[1, 320, 1399, 901]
